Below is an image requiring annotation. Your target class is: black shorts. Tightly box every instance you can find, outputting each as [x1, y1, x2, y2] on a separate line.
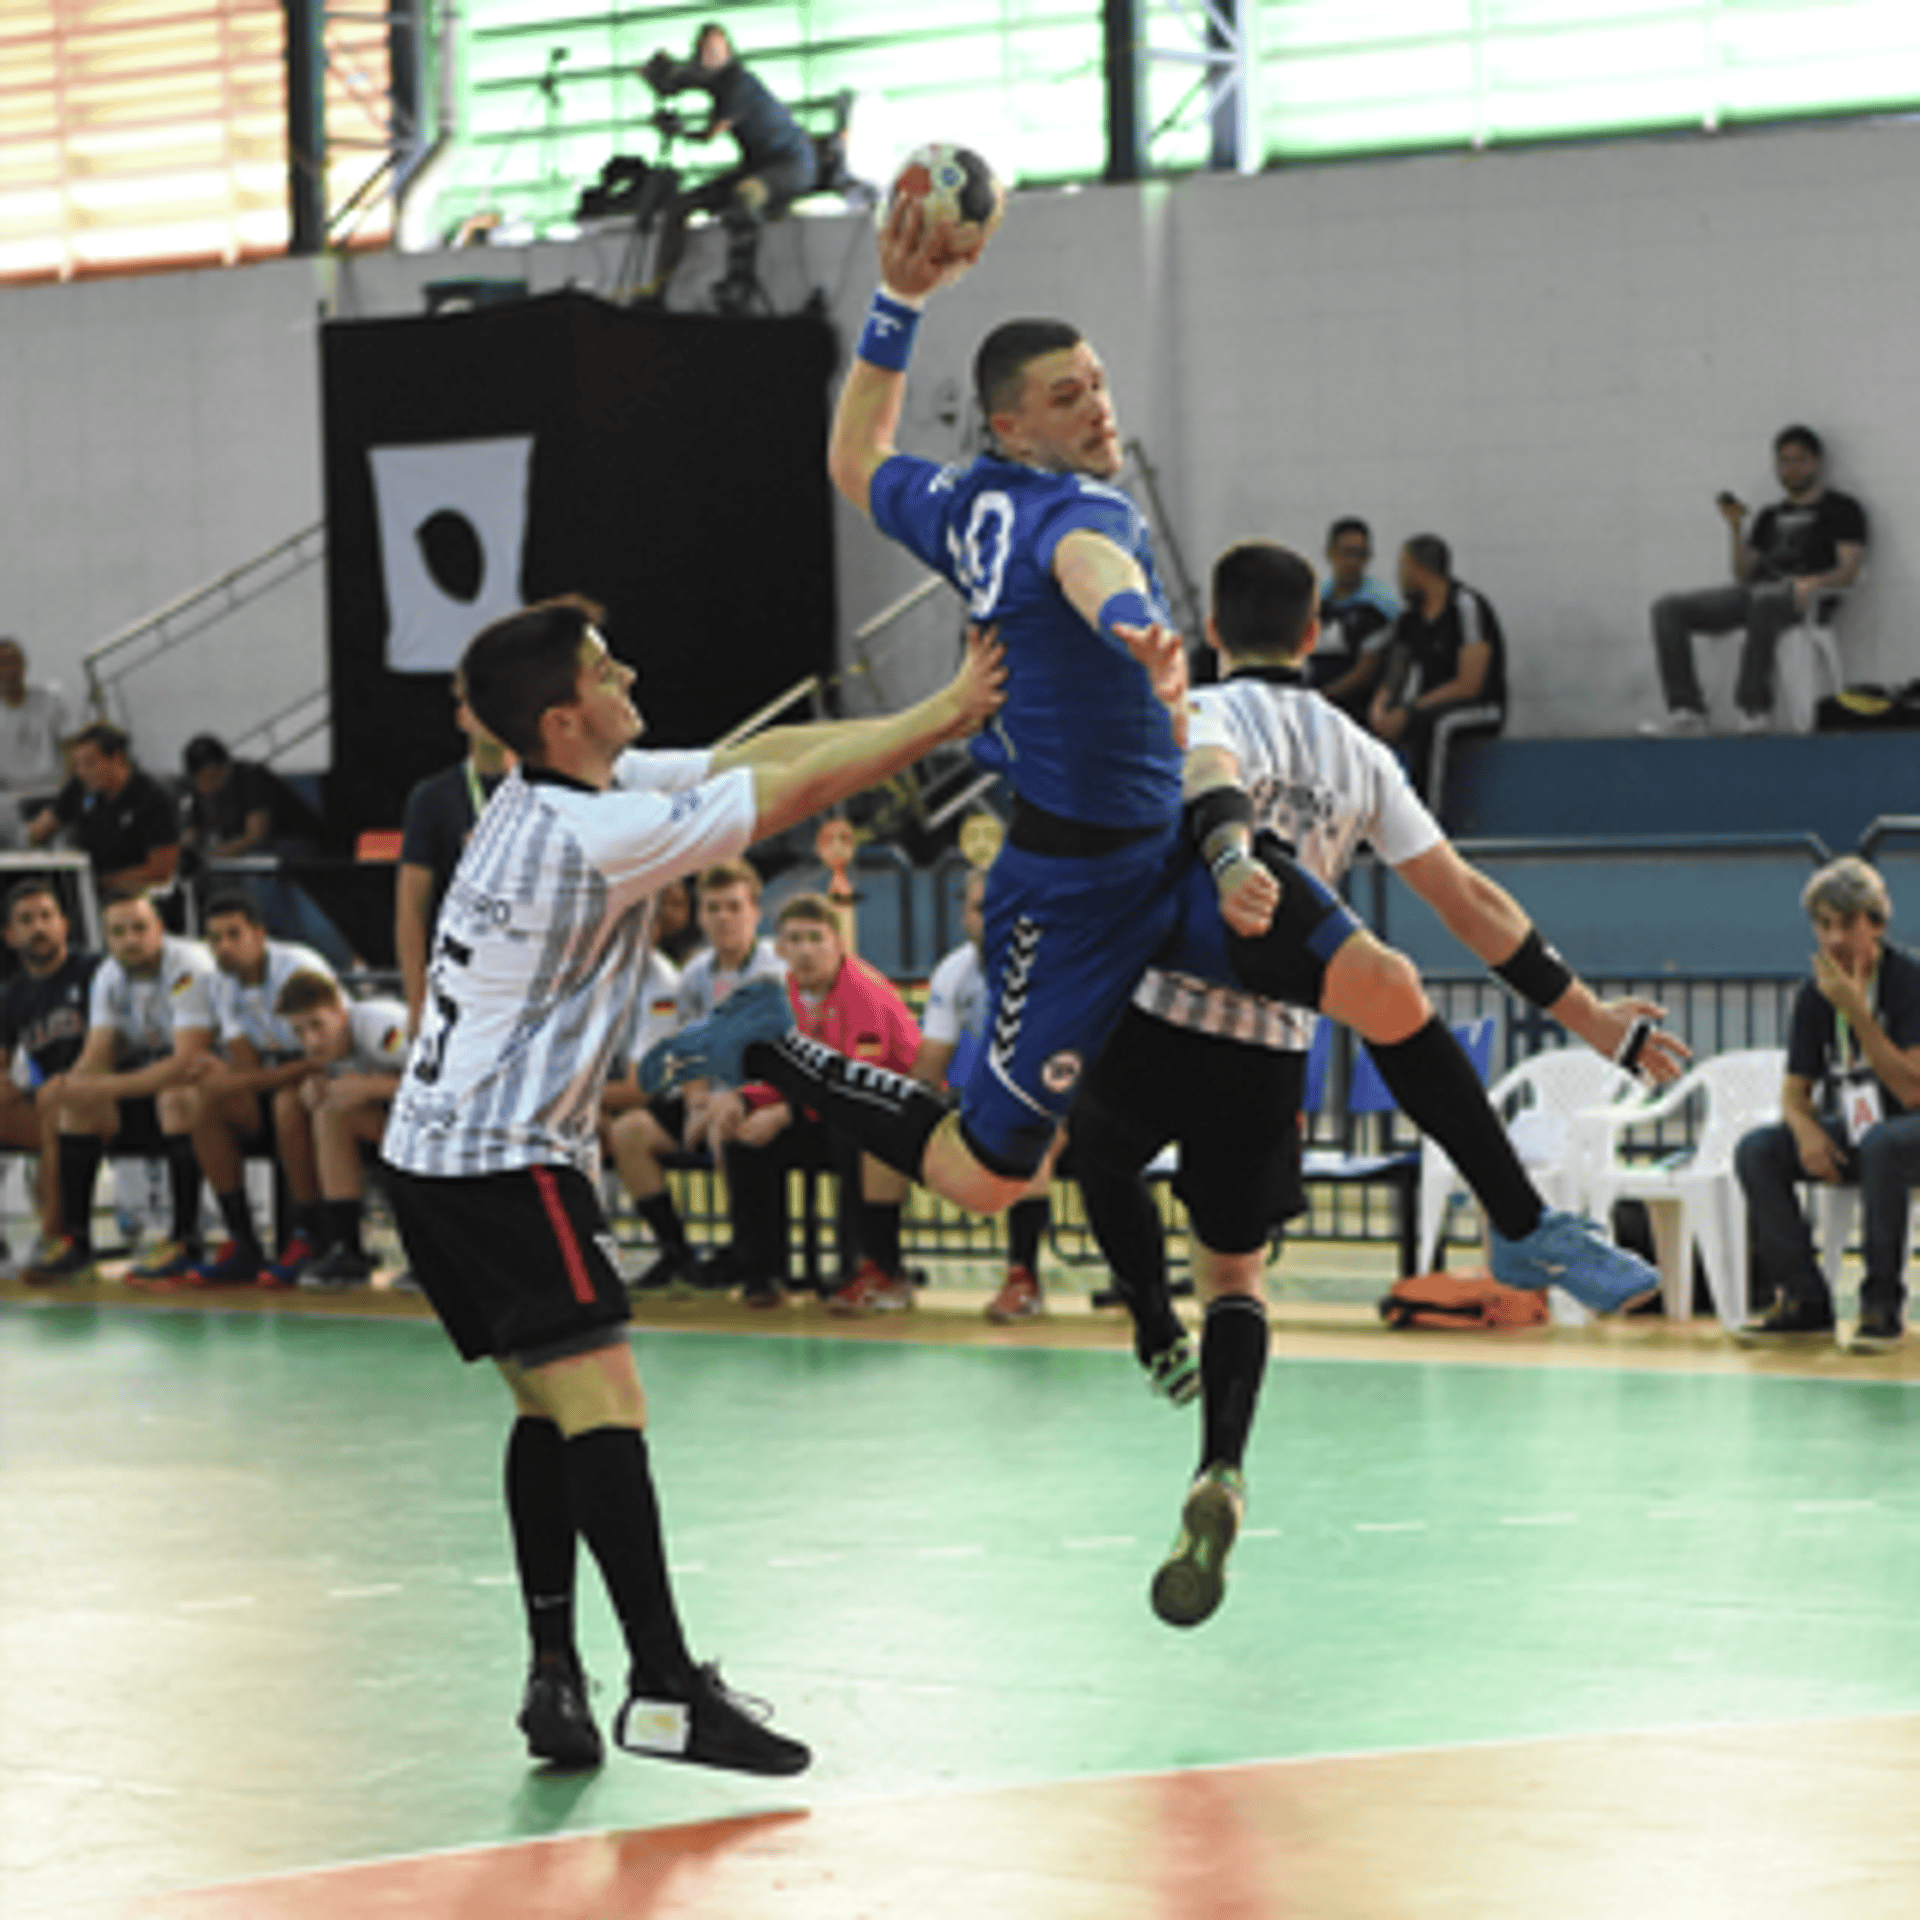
[1069, 1005, 1306, 1255]
[382, 1162, 631, 1367]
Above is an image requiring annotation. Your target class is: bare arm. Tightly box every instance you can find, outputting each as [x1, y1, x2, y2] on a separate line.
[1395, 840, 1687, 1082]
[395, 863, 435, 1031]
[1781, 1072, 1844, 1181]
[909, 1034, 958, 1090]
[100, 843, 178, 896]
[211, 807, 274, 860]
[69, 1024, 214, 1100]
[1054, 530, 1188, 746]
[1410, 639, 1490, 711]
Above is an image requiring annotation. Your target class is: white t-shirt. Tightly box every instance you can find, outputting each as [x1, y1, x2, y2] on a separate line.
[210, 940, 336, 1060]
[383, 749, 752, 1179]
[0, 686, 69, 794]
[1134, 670, 1444, 1050]
[88, 935, 216, 1063]
[675, 935, 784, 1025]
[335, 998, 412, 1077]
[921, 939, 988, 1047]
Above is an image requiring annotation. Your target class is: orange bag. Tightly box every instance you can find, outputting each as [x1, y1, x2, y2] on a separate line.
[1378, 1269, 1550, 1331]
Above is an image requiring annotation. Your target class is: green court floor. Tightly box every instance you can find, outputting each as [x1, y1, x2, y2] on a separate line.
[4, 1302, 1920, 1915]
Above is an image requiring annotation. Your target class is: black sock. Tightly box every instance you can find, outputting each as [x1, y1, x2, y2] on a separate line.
[1007, 1194, 1049, 1273]
[742, 1035, 949, 1179]
[214, 1185, 261, 1256]
[859, 1200, 902, 1277]
[506, 1416, 578, 1669]
[1076, 1164, 1185, 1361]
[563, 1426, 697, 1697]
[294, 1200, 325, 1242]
[322, 1198, 363, 1256]
[637, 1191, 686, 1254]
[166, 1142, 202, 1247]
[1200, 1294, 1270, 1474]
[57, 1134, 104, 1253]
[1363, 1018, 1542, 1242]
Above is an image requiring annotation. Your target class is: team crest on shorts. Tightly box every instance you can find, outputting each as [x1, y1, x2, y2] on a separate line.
[1041, 1049, 1083, 1094]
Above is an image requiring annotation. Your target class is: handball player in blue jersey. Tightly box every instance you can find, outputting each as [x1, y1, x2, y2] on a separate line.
[643, 196, 1665, 1323]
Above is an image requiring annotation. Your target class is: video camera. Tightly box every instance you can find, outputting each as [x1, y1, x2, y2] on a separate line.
[641, 49, 697, 97]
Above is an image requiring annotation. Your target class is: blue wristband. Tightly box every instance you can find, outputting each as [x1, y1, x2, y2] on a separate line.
[1096, 589, 1154, 651]
[857, 289, 922, 372]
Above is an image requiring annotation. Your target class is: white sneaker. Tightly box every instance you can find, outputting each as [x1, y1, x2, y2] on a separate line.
[1638, 709, 1708, 737]
[1736, 710, 1770, 735]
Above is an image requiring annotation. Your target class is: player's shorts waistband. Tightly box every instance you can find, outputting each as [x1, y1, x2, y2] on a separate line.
[1007, 796, 1165, 860]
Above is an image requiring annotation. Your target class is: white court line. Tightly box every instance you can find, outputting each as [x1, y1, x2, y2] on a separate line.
[1647, 1506, 1717, 1520]
[916, 1544, 985, 1560]
[1062, 1535, 1136, 1550]
[768, 1553, 845, 1568]
[1242, 1526, 1281, 1539]
[328, 1584, 401, 1599]
[1355, 1520, 1426, 1533]
[1500, 1513, 1578, 1527]
[471, 1573, 515, 1586]
[668, 1562, 707, 1576]
[177, 1595, 256, 1612]
[1793, 1498, 1877, 1513]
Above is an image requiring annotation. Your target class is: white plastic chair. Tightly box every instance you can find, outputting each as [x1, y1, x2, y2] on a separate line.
[1578, 1049, 1785, 1329]
[1417, 1046, 1638, 1278]
[1774, 580, 1859, 734]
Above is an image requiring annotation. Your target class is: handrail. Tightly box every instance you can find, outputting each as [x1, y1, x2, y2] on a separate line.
[1858, 815, 1920, 862]
[1447, 831, 1834, 862]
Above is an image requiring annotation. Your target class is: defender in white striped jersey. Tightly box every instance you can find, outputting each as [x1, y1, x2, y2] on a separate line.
[378, 593, 1003, 1777]
[1069, 541, 1690, 1629]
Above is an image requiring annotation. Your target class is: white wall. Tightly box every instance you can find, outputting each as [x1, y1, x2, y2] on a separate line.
[1, 114, 1915, 774]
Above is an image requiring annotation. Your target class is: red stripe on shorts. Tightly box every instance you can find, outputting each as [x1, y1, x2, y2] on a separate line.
[531, 1166, 597, 1305]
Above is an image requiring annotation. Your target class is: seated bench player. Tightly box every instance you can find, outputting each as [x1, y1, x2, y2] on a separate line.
[165, 890, 337, 1286]
[0, 878, 99, 1266]
[273, 969, 411, 1288]
[22, 892, 215, 1284]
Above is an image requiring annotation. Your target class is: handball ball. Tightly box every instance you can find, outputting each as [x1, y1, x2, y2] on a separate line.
[888, 143, 1005, 251]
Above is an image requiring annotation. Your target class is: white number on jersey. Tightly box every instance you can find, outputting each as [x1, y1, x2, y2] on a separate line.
[945, 490, 1015, 619]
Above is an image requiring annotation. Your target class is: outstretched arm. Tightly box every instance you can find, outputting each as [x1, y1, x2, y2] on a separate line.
[828, 197, 992, 517]
[1394, 839, 1689, 1082]
[1054, 530, 1188, 748]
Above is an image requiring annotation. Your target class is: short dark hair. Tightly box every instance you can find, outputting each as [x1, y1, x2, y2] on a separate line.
[102, 890, 160, 925]
[275, 968, 343, 1018]
[699, 859, 762, 900]
[183, 734, 231, 775]
[1210, 541, 1319, 659]
[461, 594, 606, 762]
[974, 319, 1084, 421]
[776, 892, 841, 932]
[1326, 516, 1371, 550]
[1402, 533, 1452, 580]
[1775, 423, 1824, 459]
[5, 878, 63, 921]
[66, 721, 129, 760]
[203, 888, 264, 927]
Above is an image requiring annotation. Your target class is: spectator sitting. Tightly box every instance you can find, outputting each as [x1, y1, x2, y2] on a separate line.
[26, 722, 179, 903]
[1644, 424, 1867, 737]
[0, 639, 70, 849]
[914, 862, 1052, 1323]
[0, 879, 98, 1263]
[172, 890, 338, 1288]
[651, 876, 701, 966]
[636, 22, 818, 313]
[1309, 517, 1399, 723]
[20, 892, 213, 1285]
[275, 969, 411, 1289]
[396, 669, 514, 1032]
[1737, 857, 1920, 1355]
[1368, 534, 1506, 813]
[710, 892, 923, 1312]
[597, 924, 688, 1290]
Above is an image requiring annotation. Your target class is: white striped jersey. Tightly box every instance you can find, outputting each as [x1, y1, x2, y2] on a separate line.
[333, 998, 411, 1077]
[381, 749, 754, 1180]
[87, 935, 216, 1062]
[210, 940, 336, 1060]
[1135, 666, 1444, 1049]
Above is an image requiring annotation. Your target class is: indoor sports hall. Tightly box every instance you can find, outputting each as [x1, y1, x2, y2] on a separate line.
[6, 4, 1920, 1916]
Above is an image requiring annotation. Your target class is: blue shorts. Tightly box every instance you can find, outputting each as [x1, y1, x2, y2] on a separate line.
[957, 825, 1364, 1176]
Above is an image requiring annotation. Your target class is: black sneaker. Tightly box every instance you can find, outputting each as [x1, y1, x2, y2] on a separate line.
[1738, 1294, 1836, 1341]
[300, 1244, 375, 1290]
[739, 1275, 788, 1310]
[20, 1238, 99, 1286]
[630, 1246, 700, 1295]
[613, 1662, 810, 1777]
[517, 1657, 604, 1769]
[1846, 1306, 1904, 1355]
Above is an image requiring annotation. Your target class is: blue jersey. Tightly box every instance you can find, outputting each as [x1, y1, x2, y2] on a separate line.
[871, 452, 1181, 830]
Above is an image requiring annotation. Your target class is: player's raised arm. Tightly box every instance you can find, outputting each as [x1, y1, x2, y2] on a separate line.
[1053, 529, 1188, 745]
[828, 197, 990, 518]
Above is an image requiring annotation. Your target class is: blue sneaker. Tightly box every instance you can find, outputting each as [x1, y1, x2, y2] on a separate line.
[638, 976, 795, 1095]
[1490, 1209, 1660, 1315]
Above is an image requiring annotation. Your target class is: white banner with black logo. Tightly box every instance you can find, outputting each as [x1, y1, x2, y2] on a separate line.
[368, 436, 535, 673]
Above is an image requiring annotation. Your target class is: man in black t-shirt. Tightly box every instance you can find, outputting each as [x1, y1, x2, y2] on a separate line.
[25, 721, 179, 900]
[1646, 424, 1868, 734]
[637, 22, 818, 309]
[1368, 533, 1506, 813]
[0, 878, 98, 1254]
[1737, 857, 1920, 1354]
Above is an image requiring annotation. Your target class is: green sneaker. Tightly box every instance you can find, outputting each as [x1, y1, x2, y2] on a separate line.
[1150, 1463, 1246, 1629]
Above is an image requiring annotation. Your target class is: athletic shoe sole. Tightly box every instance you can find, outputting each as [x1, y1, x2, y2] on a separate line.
[1150, 1475, 1243, 1629]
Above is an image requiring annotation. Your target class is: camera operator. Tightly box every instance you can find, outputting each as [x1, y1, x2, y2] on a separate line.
[637, 22, 816, 309]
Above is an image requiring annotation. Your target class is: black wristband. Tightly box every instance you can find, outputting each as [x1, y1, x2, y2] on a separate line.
[1184, 785, 1253, 856]
[1493, 927, 1575, 1010]
[1614, 1014, 1653, 1075]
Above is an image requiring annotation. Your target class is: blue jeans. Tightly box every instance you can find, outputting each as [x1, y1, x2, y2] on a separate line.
[1735, 1111, 1920, 1320]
